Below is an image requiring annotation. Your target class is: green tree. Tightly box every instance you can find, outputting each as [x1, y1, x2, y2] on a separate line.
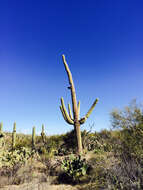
[110, 99, 143, 159]
[110, 99, 143, 129]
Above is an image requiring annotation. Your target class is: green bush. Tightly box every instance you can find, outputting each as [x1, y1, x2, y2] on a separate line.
[119, 123, 143, 160]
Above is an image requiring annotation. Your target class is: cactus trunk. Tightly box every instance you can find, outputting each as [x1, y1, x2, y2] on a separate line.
[0, 122, 4, 147]
[0, 122, 3, 134]
[41, 124, 46, 144]
[12, 122, 16, 150]
[75, 122, 82, 154]
[60, 55, 99, 154]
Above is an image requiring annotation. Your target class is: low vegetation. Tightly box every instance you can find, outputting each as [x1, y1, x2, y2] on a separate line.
[0, 100, 143, 189]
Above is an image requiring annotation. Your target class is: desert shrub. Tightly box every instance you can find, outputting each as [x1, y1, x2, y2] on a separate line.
[61, 155, 89, 182]
[82, 130, 96, 151]
[36, 131, 77, 157]
[45, 135, 64, 156]
[14, 134, 32, 149]
[36, 134, 65, 157]
[61, 130, 77, 154]
[98, 129, 112, 139]
[106, 158, 143, 190]
[111, 99, 143, 129]
[82, 129, 116, 154]
[82, 152, 143, 190]
[118, 123, 143, 160]
[108, 100, 143, 189]
[81, 130, 103, 152]
[110, 100, 143, 159]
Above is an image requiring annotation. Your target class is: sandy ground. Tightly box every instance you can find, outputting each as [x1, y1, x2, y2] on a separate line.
[0, 183, 78, 190]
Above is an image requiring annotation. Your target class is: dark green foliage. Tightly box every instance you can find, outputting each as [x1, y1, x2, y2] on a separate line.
[59, 130, 77, 155]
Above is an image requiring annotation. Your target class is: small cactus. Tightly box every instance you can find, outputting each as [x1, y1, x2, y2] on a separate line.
[32, 126, 36, 148]
[41, 124, 46, 144]
[12, 122, 16, 150]
[0, 122, 3, 137]
[0, 122, 5, 147]
[0, 122, 3, 133]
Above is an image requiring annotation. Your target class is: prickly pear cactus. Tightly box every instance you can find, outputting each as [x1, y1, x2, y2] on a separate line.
[0, 147, 35, 168]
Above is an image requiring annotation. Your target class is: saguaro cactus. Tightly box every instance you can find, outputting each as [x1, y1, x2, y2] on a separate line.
[12, 122, 16, 149]
[60, 55, 98, 154]
[32, 126, 36, 148]
[0, 122, 4, 147]
[0, 122, 3, 136]
[41, 124, 46, 144]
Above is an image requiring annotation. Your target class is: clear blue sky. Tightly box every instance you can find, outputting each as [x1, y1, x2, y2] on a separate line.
[0, 0, 143, 135]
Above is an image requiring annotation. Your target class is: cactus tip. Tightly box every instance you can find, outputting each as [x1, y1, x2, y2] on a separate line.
[62, 54, 66, 61]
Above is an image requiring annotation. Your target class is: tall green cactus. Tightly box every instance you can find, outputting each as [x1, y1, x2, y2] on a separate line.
[0, 122, 4, 147]
[60, 55, 99, 154]
[0, 122, 3, 136]
[41, 124, 46, 144]
[32, 126, 36, 148]
[12, 122, 16, 149]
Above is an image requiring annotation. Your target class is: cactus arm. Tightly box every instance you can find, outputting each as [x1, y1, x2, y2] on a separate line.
[60, 105, 66, 120]
[79, 117, 86, 125]
[85, 98, 99, 119]
[79, 98, 99, 124]
[62, 55, 78, 121]
[77, 101, 80, 116]
[68, 103, 73, 120]
[60, 106, 74, 125]
[42, 124, 44, 133]
[60, 105, 69, 123]
[60, 98, 74, 125]
[13, 122, 16, 131]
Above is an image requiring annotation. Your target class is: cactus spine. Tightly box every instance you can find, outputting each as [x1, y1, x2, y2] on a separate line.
[32, 126, 36, 148]
[12, 122, 16, 149]
[41, 124, 46, 144]
[60, 55, 99, 154]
